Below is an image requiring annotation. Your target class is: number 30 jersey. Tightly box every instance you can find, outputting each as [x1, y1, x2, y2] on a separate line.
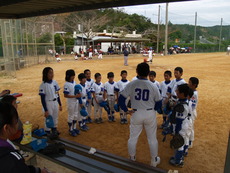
[120, 79, 162, 109]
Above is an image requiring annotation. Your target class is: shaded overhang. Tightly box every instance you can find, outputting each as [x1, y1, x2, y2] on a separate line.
[0, 0, 193, 19]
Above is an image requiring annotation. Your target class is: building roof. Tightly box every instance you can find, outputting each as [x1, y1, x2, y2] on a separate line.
[0, 0, 192, 19]
[90, 36, 150, 42]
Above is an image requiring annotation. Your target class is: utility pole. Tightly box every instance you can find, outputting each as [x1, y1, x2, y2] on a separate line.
[219, 18, 223, 51]
[194, 12, 197, 53]
[164, 3, 169, 55]
[156, 5, 160, 54]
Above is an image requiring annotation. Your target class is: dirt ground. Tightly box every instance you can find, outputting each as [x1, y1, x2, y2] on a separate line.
[1, 53, 229, 173]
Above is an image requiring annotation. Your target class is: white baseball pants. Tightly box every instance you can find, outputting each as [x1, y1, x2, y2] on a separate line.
[93, 96, 103, 119]
[128, 109, 158, 159]
[67, 101, 79, 123]
[107, 95, 115, 115]
[44, 100, 59, 131]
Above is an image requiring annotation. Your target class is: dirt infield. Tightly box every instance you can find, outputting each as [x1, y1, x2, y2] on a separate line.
[0, 53, 229, 173]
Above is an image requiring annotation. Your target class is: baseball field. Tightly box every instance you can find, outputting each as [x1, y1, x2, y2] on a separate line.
[0, 52, 229, 173]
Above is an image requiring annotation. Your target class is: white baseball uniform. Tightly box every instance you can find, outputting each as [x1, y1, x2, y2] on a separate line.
[104, 81, 116, 115]
[151, 80, 160, 89]
[160, 81, 172, 101]
[85, 79, 94, 117]
[63, 81, 78, 123]
[75, 83, 90, 127]
[189, 90, 198, 142]
[227, 46, 230, 55]
[132, 76, 138, 81]
[115, 79, 130, 119]
[39, 80, 60, 131]
[147, 50, 153, 61]
[173, 99, 190, 163]
[91, 82, 104, 119]
[120, 78, 162, 160]
[168, 78, 186, 98]
[179, 101, 193, 155]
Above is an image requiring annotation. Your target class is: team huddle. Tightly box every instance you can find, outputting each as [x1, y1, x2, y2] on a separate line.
[38, 63, 199, 168]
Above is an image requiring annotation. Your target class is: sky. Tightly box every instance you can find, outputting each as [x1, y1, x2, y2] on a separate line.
[120, 0, 230, 27]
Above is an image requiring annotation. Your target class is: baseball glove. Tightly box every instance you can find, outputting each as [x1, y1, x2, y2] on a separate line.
[99, 101, 110, 114]
[170, 134, 184, 149]
[80, 107, 88, 117]
[74, 84, 82, 95]
[46, 115, 54, 128]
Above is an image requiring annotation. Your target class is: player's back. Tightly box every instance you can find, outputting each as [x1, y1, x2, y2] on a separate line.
[124, 79, 161, 110]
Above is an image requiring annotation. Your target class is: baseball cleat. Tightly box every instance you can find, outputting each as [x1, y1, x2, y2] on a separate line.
[111, 116, 116, 122]
[99, 117, 103, 123]
[87, 117, 93, 123]
[69, 130, 77, 137]
[108, 116, 112, 122]
[73, 128, 80, 135]
[169, 158, 184, 167]
[124, 119, 128, 124]
[151, 156, 160, 167]
[130, 155, 136, 161]
[95, 118, 99, 124]
[120, 119, 124, 124]
[80, 126, 88, 131]
[84, 125, 89, 130]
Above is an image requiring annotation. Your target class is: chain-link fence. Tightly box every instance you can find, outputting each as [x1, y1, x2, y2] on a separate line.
[0, 19, 55, 77]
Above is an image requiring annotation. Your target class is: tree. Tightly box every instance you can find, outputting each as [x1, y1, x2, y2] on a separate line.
[169, 30, 182, 41]
[56, 10, 110, 41]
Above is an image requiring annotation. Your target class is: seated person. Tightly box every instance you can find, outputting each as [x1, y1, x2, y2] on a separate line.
[0, 102, 52, 173]
[1, 95, 23, 141]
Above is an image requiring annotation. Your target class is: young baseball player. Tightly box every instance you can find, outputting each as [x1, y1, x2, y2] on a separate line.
[167, 67, 186, 101]
[169, 84, 190, 167]
[115, 70, 130, 124]
[88, 46, 93, 59]
[147, 47, 153, 63]
[104, 72, 117, 122]
[149, 71, 160, 88]
[75, 73, 91, 131]
[39, 67, 62, 135]
[118, 62, 162, 167]
[98, 49, 103, 59]
[91, 73, 104, 123]
[182, 88, 194, 157]
[55, 53, 61, 62]
[63, 69, 81, 137]
[84, 69, 94, 123]
[188, 77, 199, 148]
[159, 70, 172, 128]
